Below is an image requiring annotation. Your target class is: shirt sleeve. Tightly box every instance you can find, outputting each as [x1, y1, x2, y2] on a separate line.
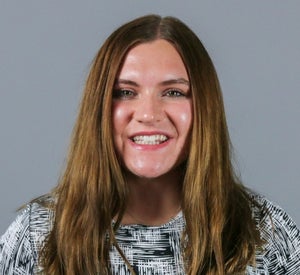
[259, 197, 300, 274]
[0, 205, 35, 275]
[275, 207, 300, 274]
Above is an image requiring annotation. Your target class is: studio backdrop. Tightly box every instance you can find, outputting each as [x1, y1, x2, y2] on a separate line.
[1, 0, 299, 233]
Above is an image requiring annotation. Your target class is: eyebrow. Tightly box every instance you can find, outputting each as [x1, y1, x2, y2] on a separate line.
[160, 78, 190, 86]
[115, 78, 190, 87]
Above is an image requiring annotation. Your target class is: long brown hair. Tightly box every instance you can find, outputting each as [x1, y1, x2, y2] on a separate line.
[41, 15, 261, 274]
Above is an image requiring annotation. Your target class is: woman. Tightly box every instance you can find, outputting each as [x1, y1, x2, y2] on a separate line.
[1, 14, 300, 275]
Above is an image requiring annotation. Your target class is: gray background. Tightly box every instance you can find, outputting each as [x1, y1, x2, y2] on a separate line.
[0, 1, 299, 234]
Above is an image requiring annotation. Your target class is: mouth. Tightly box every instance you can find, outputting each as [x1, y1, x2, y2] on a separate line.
[131, 134, 168, 145]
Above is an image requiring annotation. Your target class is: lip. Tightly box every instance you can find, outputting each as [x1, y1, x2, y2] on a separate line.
[129, 131, 171, 139]
[128, 131, 172, 150]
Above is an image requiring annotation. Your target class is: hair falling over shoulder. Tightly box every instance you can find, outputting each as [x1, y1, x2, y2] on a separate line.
[39, 15, 262, 274]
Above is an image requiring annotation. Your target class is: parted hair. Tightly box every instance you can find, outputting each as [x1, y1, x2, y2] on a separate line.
[40, 14, 262, 274]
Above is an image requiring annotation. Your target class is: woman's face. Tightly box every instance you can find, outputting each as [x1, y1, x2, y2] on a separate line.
[112, 39, 192, 179]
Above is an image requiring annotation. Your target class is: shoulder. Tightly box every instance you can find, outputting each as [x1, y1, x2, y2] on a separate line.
[250, 193, 300, 246]
[248, 193, 300, 274]
[0, 196, 54, 274]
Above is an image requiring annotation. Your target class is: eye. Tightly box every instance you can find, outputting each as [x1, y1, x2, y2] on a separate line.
[113, 89, 136, 99]
[164, 89, 185, 97]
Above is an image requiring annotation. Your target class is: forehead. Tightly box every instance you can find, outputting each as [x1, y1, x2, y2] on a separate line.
[118, 39, 188, 82]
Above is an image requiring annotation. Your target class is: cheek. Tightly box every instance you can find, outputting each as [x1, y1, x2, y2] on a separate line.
[177, 103, 193, 132]
[179, 112, 191, 124]
[112, 103, 127, 134]
[112, 105, 125, 157]
[179, 105, 193, 156]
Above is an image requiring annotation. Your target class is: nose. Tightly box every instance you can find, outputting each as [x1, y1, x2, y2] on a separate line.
[134, 95, 164, 123]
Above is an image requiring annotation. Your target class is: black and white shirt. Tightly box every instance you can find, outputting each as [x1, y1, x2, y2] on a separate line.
[1, 195, 300, 274]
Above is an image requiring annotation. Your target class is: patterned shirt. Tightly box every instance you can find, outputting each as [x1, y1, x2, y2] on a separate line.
[1, 195, 300, 274]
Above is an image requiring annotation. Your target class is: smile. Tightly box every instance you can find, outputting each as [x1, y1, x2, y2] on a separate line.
[132, 135, 168, 145]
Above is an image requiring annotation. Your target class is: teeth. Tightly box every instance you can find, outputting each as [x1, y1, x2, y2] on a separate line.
[132, 135, 168, 145]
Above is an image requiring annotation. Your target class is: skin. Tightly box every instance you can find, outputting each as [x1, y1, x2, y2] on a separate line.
[112, 39, 192, 225]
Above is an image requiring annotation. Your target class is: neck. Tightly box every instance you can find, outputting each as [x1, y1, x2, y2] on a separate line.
[122, 169, 182, 226]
